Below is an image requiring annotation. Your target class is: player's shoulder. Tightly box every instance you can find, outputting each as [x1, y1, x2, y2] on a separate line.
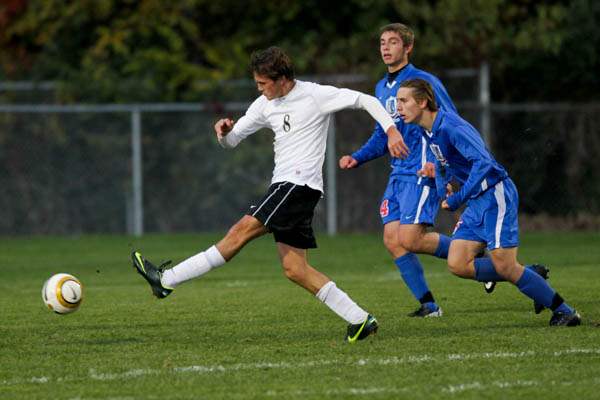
[247, 94, 269, 115]
[297, 79, 332, 94]
[442, 111, 476, 136]
[409, 66, 443, 85]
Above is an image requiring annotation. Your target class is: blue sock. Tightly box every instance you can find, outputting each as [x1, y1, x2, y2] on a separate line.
[433, 234, 451, 259]
[516, 268, 560, 309]
[474, 258, 505, 282]
[520, 265, 574, 314]
[395, 253, 435, 305]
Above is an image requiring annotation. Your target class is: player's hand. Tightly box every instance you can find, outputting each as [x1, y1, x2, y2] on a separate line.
[446, 183, 454, 196]
[441, 200, 450, 210]
[214, 118, 234, 139]
[339, 155, 358, 169]
[417, 162, 436, 178]
[385, 126, 409, 159]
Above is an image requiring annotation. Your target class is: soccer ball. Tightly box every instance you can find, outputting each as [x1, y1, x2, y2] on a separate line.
[42, 273, 83, 314]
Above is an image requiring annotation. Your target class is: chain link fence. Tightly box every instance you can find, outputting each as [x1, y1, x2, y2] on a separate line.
[1, 72, 598, 236]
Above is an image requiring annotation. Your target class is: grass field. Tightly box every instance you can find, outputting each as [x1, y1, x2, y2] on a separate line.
[1, 232, 599, 399]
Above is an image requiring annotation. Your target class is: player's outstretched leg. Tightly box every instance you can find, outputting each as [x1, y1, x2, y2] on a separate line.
[131, 251, 174, 299]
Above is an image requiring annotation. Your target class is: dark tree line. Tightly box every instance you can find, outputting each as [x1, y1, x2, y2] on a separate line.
[1, 0, 597, 102]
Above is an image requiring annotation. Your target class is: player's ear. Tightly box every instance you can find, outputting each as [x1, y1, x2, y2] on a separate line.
[405, 42, 414, 56]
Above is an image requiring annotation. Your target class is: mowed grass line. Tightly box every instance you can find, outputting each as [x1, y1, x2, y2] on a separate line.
[0, 232, 599, 399]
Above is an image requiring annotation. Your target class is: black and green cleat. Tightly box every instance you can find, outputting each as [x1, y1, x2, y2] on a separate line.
[346, 314, 378, 343]
[131, 251, 174, 299]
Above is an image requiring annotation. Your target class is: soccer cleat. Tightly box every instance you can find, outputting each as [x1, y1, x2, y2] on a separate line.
[407, 304, 443, 318]
[346, 314, 378, 343]
[131, 251, 174, 299]
[529, 264, 550, 314]
[549, 311, 581, 326]
[484, 281, 496, 294]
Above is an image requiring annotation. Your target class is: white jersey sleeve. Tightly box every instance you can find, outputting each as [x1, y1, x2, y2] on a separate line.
[218, 96, 268, 148]
[310, 84, 394, 133]
[355, 93, 395, 133]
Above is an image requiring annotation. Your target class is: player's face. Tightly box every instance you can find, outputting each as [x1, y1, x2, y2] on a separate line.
[396, 87, 423, 124]
[253, 73, 284, 100]
[380, 31, 410, 69]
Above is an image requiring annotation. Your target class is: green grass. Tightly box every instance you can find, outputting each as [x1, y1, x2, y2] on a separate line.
[1, 232, 599, 399]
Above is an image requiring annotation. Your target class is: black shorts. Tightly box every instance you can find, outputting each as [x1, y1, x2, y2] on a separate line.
[247, 181, 321, 249]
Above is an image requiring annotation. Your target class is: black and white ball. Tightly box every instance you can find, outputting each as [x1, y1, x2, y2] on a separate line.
[42, 273, 83, 314]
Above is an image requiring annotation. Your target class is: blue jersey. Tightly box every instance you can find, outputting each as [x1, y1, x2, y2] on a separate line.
[424, 110, 509, 211]
[351, 64, 457, 186]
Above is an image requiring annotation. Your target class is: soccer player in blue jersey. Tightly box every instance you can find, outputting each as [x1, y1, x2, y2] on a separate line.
[395, 78, 581, 326]
[339, 23, 458, 317]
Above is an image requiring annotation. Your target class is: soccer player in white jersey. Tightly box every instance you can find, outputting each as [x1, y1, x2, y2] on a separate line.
[131, 46, 409, 343]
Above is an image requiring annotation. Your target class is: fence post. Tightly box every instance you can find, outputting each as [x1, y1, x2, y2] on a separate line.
[326, 117, 337, 236]
[131, 109, 144, 236]
[479, 62, 491, 148]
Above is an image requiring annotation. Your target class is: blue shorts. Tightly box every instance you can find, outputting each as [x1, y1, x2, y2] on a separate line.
[379, 178, 439, 225]
[453, 178, 519, 250]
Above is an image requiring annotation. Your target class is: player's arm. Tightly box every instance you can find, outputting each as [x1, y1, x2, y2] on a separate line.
[418, 160, 453, 203]
[340, 125, 388, 169]
[444, 127, 493, 211]
[312, 84, 408, 158]
[215, 99, 267, 148]
[355, 93, 408, 158]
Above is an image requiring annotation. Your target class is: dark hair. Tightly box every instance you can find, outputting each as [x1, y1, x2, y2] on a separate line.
[400, 79, 438, 111]
[250, 46, 295, 81]
[379, 23, 414, 48]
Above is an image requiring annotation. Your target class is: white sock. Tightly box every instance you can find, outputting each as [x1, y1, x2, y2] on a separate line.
[315, 281, 368, 324]
[160, 245, 226, 288]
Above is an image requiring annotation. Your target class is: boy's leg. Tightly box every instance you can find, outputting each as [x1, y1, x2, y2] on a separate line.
[490, 247, 579, 325]
[385, 222, 441, 317]
[134, 215, 267, 296]
[277, 243, 378, 341]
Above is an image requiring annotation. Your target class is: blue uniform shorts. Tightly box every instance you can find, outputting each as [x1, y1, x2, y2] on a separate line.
[453, 178, 519, 250]
[379, 177, 440, 225]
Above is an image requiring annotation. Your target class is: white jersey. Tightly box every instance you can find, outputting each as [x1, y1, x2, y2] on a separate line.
[219, 80, 394, 192]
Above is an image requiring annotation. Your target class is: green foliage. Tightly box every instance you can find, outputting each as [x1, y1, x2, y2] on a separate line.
[1, 232, 599, 399]
[2, 0, 595, 102]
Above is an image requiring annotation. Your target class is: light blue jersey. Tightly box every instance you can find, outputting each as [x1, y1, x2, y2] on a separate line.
[352, 64, 456, 225]
[352, 63, 457, 186]
[424, 110, 517, 249]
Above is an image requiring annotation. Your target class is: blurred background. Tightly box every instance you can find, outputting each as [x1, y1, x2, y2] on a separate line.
[0, 0, 598, 236]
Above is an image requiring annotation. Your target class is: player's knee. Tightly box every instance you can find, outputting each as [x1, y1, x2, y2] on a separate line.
[225, 218, 257, 245]
[400, 234, 421, 253]
[447, 255, 470, 278]
[224, 224, 246, 247]
[383, 231, 401, 254]
[282, 262, 305, 283]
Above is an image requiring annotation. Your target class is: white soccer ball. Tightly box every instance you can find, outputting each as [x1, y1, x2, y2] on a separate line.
[42, 273, 83, 314]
